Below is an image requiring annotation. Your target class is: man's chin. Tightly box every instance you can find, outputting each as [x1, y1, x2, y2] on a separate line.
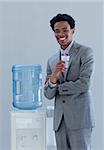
[59, 41, 70, 48]
[60, 44, 68, 49]
[59, 42, 66, 46]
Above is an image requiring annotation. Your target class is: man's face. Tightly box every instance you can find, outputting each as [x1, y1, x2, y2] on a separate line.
[54, 21, 75, 49]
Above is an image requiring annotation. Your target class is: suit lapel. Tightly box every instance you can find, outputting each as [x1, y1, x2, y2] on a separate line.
[64, 41, 79, 80]
[57, 52, 65, 83]
[64, 54, 73, 80]
[52, 52, 64, 83]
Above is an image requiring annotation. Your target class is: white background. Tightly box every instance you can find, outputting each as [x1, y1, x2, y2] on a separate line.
[0, 0, 104, 150]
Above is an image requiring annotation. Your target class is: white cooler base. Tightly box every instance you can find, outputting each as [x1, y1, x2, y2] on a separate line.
[10, 109, 46, 150]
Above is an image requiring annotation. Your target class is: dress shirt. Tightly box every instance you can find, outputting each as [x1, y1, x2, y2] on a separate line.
[60, 40, 73, 55]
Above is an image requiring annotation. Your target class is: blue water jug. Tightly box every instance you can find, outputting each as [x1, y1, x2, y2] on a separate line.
[12, 64, 42, 110]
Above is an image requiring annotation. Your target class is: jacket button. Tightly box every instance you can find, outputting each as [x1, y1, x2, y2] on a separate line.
[62, 100, 65, 103]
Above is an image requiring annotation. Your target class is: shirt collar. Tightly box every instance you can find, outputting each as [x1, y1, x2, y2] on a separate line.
[60, 41, 74, 55]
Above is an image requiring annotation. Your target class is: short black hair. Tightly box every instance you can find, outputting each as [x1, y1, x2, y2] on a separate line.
[50, 13, 75, 31]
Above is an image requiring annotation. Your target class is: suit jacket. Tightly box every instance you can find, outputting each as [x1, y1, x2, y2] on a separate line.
[44, 41, 95, 131]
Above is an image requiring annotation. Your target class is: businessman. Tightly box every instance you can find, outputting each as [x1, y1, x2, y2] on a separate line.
[44, 13, 95, 150]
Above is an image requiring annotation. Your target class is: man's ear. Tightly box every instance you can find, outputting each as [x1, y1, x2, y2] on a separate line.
[72, 28, 75, 34]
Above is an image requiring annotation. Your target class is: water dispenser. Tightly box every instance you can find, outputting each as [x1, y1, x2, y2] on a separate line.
[12, 64, 42, 110]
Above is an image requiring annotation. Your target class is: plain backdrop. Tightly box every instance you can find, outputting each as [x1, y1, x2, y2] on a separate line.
[0, 1, 104, 150]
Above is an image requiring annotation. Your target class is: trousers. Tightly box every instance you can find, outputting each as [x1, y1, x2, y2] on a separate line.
[55, 115, 92, 150]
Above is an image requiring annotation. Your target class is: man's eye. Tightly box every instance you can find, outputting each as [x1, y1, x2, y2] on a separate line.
[54, 29, 69, 34]
[54, 30, 60, 33]
[63, 29, 69, 32]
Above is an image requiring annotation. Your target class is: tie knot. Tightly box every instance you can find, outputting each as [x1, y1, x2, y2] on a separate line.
[61, 50, 69, 56]
[63, 51, 69, 56]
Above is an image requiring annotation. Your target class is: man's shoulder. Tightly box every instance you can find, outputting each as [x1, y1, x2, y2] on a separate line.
[74, 41, 92, 50]
[74, 41, 93, 55]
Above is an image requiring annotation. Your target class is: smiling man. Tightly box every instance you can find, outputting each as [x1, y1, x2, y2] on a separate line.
[44, 14, 95, 150]
[54, 20, 75, 50]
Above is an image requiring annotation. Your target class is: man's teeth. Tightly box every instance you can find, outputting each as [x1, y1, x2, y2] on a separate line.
[59, 37, 65, 41]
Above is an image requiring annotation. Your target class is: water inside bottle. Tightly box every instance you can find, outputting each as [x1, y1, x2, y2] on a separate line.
[12, 64, 42, 110]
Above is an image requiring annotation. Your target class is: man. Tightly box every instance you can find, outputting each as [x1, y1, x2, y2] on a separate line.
[44, 13, 95, 150]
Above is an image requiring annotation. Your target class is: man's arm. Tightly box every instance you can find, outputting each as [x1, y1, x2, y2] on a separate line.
[44, 60, 65, 99]
[58, 48, 94, 95]
[44, 59, 57, 100]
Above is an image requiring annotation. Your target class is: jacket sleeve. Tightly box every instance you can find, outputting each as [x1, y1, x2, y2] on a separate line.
[44, 59, 57, 100]
[58, 48, 94, 95]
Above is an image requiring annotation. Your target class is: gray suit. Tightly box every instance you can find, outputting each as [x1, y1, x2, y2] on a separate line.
[44, 41, 95, 149]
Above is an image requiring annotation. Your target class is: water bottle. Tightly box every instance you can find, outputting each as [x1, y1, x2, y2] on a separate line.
[12, 64, 42, 110]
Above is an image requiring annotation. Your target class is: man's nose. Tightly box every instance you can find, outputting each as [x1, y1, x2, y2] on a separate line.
[58, 31, 65, 36]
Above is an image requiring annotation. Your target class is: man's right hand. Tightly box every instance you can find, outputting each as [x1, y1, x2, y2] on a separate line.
[49, 61, 65, 84]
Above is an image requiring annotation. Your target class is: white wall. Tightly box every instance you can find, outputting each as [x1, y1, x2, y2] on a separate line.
[0, 1, 103, 150]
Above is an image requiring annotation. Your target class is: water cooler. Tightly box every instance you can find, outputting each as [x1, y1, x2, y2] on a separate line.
[10, 64, 56, 150]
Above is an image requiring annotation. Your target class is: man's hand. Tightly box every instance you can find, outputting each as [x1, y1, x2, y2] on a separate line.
[49, 61, 65, 84]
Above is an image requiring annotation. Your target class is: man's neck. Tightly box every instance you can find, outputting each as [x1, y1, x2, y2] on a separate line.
[61, 41, 73, 50]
